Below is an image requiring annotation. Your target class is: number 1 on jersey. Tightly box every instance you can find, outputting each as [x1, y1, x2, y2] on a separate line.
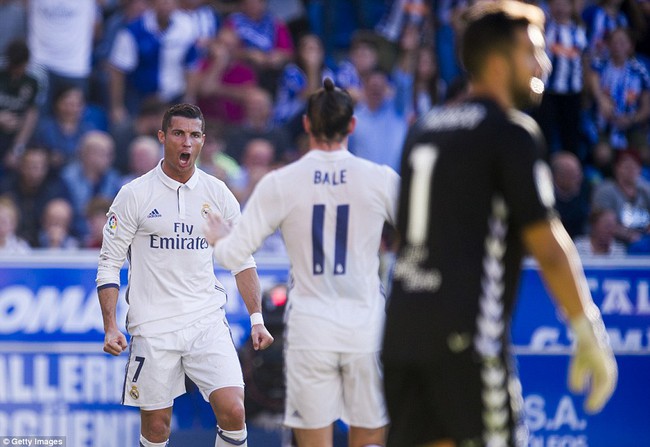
[407, 144, 439, 245]
[312, 204, 349, 275]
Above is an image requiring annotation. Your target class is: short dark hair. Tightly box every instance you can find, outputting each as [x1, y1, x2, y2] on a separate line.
[162, 103, 205, 133]
[460, 0, 544, 79]
[305, 78, 354, 144]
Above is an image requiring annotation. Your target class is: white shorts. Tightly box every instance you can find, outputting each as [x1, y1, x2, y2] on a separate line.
[122, 309, 244, 411]
[284, 349, 389, 429]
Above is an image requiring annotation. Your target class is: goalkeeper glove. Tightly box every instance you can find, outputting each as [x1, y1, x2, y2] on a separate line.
[568, 307, 618, 414]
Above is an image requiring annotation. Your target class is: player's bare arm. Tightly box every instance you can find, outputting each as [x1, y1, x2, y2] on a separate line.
[522, 218, 618, 413]
[97, 285, 127, 356]
[234, 267, 274, 351]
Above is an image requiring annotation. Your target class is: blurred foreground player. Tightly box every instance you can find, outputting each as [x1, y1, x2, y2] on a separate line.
[381, 2, 618, 446]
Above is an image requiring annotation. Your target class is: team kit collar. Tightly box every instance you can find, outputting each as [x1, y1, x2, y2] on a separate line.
[155, 160, 201, 190]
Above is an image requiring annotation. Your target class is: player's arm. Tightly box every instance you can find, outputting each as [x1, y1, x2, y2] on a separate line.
[234, 267, 274, 351]
[98, 285, 127, 355]
[96, 186, 137, 356]
[208, 174, 283, 269]
[522, 217, 618, 413]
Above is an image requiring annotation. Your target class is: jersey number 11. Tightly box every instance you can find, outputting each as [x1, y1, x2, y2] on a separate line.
[312, 204, 349, 275]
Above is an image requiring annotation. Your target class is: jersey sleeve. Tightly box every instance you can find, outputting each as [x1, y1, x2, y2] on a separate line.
[214, 172, 283, 270]
[381, 165, 401, 227]
[215, 183, 257, 274]
[496, 116, 555, 229]
[96, 185, 139, 288]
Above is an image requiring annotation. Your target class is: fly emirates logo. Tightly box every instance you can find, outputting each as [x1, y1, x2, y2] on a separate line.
[149, 222, 209, 250]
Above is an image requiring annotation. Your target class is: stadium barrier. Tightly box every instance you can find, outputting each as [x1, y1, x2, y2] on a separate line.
[0, 252, 647, 446]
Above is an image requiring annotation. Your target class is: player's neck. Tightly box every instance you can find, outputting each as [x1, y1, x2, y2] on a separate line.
[311, 145, 347, 152]
[467, 82, 513, 110]
[309, 136, 348, 152]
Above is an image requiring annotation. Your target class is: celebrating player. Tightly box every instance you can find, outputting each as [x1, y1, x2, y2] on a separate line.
[96, 103, 273, 447]
[205, 78, 399, 447]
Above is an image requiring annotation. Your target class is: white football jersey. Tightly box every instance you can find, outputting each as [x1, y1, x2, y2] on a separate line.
[214, 150, 400, 352]
[96, 162, 255, 336]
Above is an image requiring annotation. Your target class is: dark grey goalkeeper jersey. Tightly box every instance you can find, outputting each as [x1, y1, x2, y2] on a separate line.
[382, 98, 556, 363]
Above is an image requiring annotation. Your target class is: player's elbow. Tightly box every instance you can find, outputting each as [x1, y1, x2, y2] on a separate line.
[522, 218, 572, 268]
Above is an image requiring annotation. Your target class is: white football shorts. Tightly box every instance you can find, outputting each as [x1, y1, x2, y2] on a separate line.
[122, 308, 244, 410]
[284, 348, 389, 429]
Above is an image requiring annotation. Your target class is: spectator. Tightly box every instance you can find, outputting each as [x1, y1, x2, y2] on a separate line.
[267, 0, 308, 41]
[0, 145, 71, 247]
[410, 44, 441, 121]
[198, 119, 242, 185]
[83, 196, 112, 249]
[33, 85, 101, 171]
[592, 148, 650, 253]
[376, 0, 432, 45]
[436, 0, 467, 90]
[226, 0, 294, 94]
[60, 130, 122, 239]
[110, 97, 167, 174]
[587, 27, 650, 166]
[0, 0, 27, 63]
[335, 30, 381, 104]
[0, 39, 40, 172]
[552, 151, 591, 237]
[584, 0, 630, 60]
[108, 0, 201, 123]
[0, 195, 30, 254]
[575, 208, 628, 256]
[120, 135, 162, 186]
[230, 137, 276, 205]
[196, 27, 258, 125]
[27, 0, 97, 114]
[180, 0, 221, 50]
[273, 33, 334, 134]
[306, 0, 388, 61]
[348, 24, 418, 172]
[349, 67, 411, 172]
[91, 0, 149, 110]
[224, 87, 293, 163]
[533, 0, 588, 159]
[38, 197, 79, 249]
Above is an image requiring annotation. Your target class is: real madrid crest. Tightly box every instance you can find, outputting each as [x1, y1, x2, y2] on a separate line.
[201, 203, 211, 219]
[129, 385, 139, 400]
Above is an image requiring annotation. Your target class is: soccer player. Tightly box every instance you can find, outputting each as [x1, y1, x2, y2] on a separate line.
[96, 103, 274, 447]
[381, 2, 618, 447]
[204, 78, 398, 447]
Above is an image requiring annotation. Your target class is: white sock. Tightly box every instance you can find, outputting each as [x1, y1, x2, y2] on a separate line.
[139, 434, 169, 446]
[215, 424, 247, 446]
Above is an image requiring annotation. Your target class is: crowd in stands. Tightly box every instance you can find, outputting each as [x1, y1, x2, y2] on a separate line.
[0, 0, 649, 257]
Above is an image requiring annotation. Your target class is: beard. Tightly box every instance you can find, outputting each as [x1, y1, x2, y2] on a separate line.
[510, 75, 544, 110]
[507, 54, 545, 110]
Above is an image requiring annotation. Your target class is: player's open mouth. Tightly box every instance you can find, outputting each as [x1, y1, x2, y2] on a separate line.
[180, 152, 191, 166]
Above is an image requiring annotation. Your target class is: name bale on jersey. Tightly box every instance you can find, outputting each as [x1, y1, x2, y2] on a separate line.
[314, 169, 347, 185]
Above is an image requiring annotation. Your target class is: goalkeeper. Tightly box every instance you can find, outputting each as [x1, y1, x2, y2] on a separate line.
[381, 2, 618, 446]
